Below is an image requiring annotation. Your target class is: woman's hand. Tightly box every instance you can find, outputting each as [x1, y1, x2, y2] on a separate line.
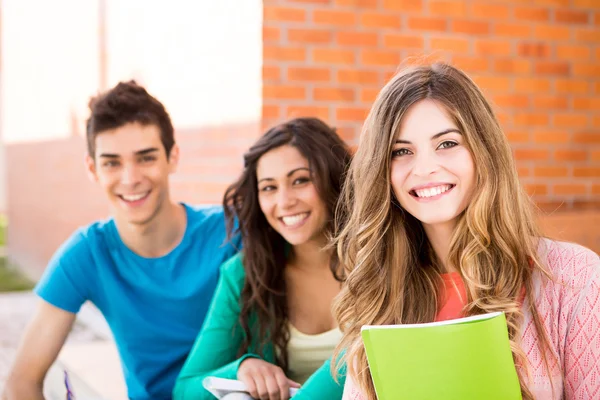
[237, 358, 301, 400]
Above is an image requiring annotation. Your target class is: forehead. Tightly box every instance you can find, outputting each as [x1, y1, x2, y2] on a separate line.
[397, 100, 458, 140]
[94, 123, 163, 156]
[256, 145, 309, 179]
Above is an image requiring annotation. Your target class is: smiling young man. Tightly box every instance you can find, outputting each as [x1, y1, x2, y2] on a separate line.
[3, 81, 239, 400]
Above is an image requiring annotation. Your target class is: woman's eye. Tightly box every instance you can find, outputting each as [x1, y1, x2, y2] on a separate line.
[260, 185, 276, 192]
[438, 141, 458, 150]
[392, 148, 412, 157]
[293, 177, 310, 185]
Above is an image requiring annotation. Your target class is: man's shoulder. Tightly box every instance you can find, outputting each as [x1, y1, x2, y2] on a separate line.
[56, 218, 114, 257]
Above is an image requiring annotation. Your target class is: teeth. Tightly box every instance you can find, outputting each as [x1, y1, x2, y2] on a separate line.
[121, 192, 148, 202]
[414, 185, 452, 198]
[282, 213, 309, 226]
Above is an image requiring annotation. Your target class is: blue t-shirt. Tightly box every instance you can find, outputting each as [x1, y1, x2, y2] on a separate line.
[35, 204, 240, 400]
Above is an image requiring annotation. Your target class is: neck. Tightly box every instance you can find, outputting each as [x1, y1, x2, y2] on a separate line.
[288, 235, 331, 272]
[422, 220, 457, 273]
[114, 201, 186, 258]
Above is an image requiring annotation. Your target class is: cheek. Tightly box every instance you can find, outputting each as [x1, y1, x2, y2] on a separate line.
[258, 195, 273, 217]
[390, 162, 409, 197]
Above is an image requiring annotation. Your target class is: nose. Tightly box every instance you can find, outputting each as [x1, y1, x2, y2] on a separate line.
[276, 186, 297, 209]
[120, 163, 142, 186]
[412, 149, 439, 177]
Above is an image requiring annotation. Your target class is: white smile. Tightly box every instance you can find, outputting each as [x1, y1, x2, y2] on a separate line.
[281, 212, 309, 226]
[412, 184, 454, 198]
[119, 191, 150, 202]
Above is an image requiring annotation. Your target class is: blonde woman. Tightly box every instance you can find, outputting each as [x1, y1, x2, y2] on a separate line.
[333, 63, 600, 400]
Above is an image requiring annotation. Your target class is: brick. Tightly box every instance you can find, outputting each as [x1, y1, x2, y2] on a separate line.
[574, 167, 600, 178]
[288, 29, 333, 44]
[514, 78, 551, 93]
[263, 26, 280, 42]
[515, 149, 550, 161]
[361, 88, 380, 103]
[336, 31, 378, 47]
[475, 40, 512, 56]
[553, 114, 588, 128]
[452, 56, 489, 73]
[534, 25, 570, 41]
[495, 23, 532, 38]
[493, 95, 530, 109]
[524, 184, 548, 196]
[264, 6, 306, 22]
[555, 79, 589, 94]
[596, 12, 600, 25]
[338, 69, 380, 85]
[408, 17, 447, 32]
[361, 50, 401, 66]
[334, 0, 378, 7]
[555, 9, 590, 24]
[506, 130, 530, 142]
[384, 34, 424, 49]
[573, 63, 600, 77]
[496, 112, 511, 126]
[533, 131, 570, 143]
[554, 184, 587, 196]
[263, 85, 306, 100]
[470, 3, 509, 19]
[573, 97, 600, 111]
[288, 67, 331, 82]
[313, 48, 355, 64]
[594, 116, 600, 128]
[431, 37, 470, 53]
[534, 166, 569, 177]
[430, 1, 467, 17]
[494, 59, 531, 74]
[535, 61, 570, 76]
[596, 82, 600, 95]
[573, 0, 600, 7]
[517, 42, 551, 58]
[452, 19, 490, 35]
[360, 12, 401, 29]
[286, 106, 330, 120]
[264, 46, 306, 61]
[532, 0, 569, 5]
[556, 45, 591, 60]
[262, 104, 280, 119]
[516, 165, 530, 177]
[263, 65, 280, 81]
[593, 151, 600, 162]
[514, 6, 550, 22]
[473, 76, 511, 92]
[313, 87, 356, 102]
[514, 113, 549, 127]
[533, 96, 569, 110]
[337, 107, 370, 122]
[383, 0, 423, 12]
[289, 0, 331, 3]
[575, 28, 600, 43]
[313, 9, 357, 26]
[593, 184, 600, 195]
[555, 150, 587, 161]
[573, 132, 600, 144]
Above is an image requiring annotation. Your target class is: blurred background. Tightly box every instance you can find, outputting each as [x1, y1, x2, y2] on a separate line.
[0, 0, 598, 398]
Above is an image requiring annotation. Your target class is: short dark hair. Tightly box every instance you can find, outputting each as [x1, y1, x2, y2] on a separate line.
[85, 80, 175, 158]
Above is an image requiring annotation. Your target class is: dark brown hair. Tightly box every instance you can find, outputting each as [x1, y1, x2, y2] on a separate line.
[86, 80, 175, 158]
[223, 117, 351, 371]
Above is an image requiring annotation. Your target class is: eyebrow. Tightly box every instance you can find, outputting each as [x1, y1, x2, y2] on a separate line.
[98, 147, 160, 158]
[395, 128, 461, 144]
[257, 167, 311, 184]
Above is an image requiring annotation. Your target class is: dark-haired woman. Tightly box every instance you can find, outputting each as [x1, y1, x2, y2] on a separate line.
[174, 118, 351, 400]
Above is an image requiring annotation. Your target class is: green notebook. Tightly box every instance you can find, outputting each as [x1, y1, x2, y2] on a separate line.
[361, 312, 522, 400]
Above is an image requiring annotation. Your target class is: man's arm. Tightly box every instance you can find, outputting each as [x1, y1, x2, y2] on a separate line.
[3, 300, 76, 400]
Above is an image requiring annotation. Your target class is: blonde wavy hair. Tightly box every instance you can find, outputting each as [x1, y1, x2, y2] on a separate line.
[332, 63, 554, 400]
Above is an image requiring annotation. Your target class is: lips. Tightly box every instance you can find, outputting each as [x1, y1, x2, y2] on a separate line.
[410, 184, 455, 198]
[118, 190, 150, 203]
[280, 212, 309, 227]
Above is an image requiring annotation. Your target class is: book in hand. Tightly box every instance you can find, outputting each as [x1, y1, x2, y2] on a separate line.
[361, 312, 522, 400]
[202, 377, 299, 399]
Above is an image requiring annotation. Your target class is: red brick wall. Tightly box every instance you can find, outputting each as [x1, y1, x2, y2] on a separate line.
[261, 0, 600, 252]
[7, 122, 258, 277]
[262, 0, 600, 212]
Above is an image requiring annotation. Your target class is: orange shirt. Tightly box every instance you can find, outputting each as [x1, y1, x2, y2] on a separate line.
[436, 272, 467, 322]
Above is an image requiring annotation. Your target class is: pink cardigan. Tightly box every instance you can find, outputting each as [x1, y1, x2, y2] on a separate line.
[342, 240, 600, 400]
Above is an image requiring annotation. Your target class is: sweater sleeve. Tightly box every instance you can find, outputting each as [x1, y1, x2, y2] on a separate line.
[293, 357, 346, 399]
[173, 254, 261, 400]
[562, 247, 600, 400]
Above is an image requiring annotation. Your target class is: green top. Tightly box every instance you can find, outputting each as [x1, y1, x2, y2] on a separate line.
[173, 253, 346, 400]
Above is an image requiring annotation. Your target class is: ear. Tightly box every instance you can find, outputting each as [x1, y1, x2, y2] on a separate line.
[168, 144, 180, 174]
[84, 154, 99, 183]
